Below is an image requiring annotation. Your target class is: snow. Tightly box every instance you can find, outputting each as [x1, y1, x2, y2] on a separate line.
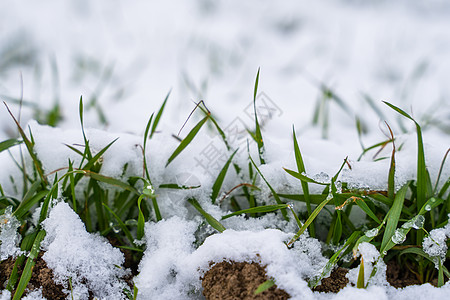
[347, 242, 387, 288]
[0, 206, 23, 260]
[41, 202, 128, 300]
[136, 216, 327, 299]
[422, 215, 450, 264]
[0, 0, 449, 299]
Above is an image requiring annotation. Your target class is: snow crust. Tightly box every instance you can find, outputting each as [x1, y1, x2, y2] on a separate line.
[41, 202, 128, 300]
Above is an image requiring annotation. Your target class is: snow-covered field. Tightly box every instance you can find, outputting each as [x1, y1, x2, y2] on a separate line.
[0, 0, 449, 299]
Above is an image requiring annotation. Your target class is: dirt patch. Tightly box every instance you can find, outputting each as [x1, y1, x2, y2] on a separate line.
[313, 267, 349, 293]
[202, 261, 291, 300]
[0, 253, 66, 299]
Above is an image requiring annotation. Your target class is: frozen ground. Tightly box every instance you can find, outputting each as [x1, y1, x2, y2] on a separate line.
[0, 0, 449, 299]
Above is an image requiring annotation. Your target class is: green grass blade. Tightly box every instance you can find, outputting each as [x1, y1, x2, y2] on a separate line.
[434, 148, 449, 195]
[380, 184, 408, 253]
[288, 193, 334, 246]
[386, 123, 396, 200]
[278, 193, 327, 205]
[211, 149, 238, 204]
[253, 68, 265, 165]
[357, 258, 365, 288]
[68, 160, 76, 212]
[292, 126, 314, 236]
[83, 170, 139, 194]
[199, 105, 231, 150]
[13, 190, 48, 220]
[355, 197, 382, 224]
[221, 204, 289, 220]
[102, 203, 135, 246]
[399, 247, 450, 279]
[13, 230, 46, 300]
[187, 198, 225, 232]
[137, 195, 145, 240]
[384, 101, 428, 211]
[0, 138, 21, 153]
[438, 258, 444, 287]
[143, 113, 154, 180]
[166, 116, 209, 167]
[159, 183, 201, 189]
[287, 204, 304, 229]
[309, 231, 360, 287]
[254, 279, 275, 295]
[150, 90, 170, 138]
[3, 102, 48, 185]
[249, 155, 288, 220]
[283, 168, 329, 185]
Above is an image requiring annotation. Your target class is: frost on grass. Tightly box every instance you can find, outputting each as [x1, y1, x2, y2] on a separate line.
[41, 202, 127, 300]
[0, 206, 23, 260]
[136, 216, 327, 300]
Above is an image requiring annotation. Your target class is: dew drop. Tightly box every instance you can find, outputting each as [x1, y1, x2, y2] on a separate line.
[391, 229, 407, 244]
[412, 215, 425, 229]
[365, 228, 379, 238]
[425, 204, 432, 211]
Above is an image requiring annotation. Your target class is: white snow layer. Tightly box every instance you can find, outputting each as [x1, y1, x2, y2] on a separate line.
[135, 216, 326, 299]
[41, 202, 128, 300]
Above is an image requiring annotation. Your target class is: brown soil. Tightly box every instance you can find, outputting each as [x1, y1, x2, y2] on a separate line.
[202, 261, 291, 300]
[386, 260, 423, 288]
[313, 267, 349, 293]
[0, 253, 66, 299]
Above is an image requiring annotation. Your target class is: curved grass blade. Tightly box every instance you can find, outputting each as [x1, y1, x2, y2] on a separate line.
[166, 116, 209, 167]
[221, 204, 289, 220]
[211, 149, 238, 204]
[399, 247, 450, 279]
[384, 101, 428, 211]
[137, 195, 145, 240]
[187, 198, 225, 232]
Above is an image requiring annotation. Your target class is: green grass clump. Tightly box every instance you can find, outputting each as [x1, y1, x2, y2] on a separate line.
[0, 70, 449, 298]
